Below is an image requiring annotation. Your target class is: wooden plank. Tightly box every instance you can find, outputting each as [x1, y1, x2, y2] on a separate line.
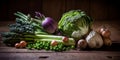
[75, 0, 90, 15]
[7, 0, 30, 21]
[42, 0, 65, 22]
[0, 0, 120, 22]
[45, 52, 120, 60]
[90, 0, 108, 21]
[0, 51, 120, 60]
[65, 0, 90, 15]
[1, 44, 120, 60]
[27, 0, 43, 17]
[65, 0, 76, 11]
[107, 0, 120, 21]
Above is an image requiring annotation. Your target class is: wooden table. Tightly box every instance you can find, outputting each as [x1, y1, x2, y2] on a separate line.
[0, 21, 120, 60]
[0, 43, 120, 60]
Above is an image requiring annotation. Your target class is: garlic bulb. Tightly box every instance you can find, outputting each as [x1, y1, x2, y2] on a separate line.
[86, 30, 103, 48]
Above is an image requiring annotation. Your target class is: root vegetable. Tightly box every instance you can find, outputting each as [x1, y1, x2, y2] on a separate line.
[77, 39, 87, 49]
[62, 37, 69, 43]
[98, 26, 111, 38]
[86, 30, 103, 48]
[42, 17, 58, 33]
[103, 38, 112, 46]
[99, 26, 106, 33]
[15, 43, 21, 48]
[51, 40, 58, 46]
[101, 29, 111, 38]
[20, 41, 27, 48]
[98, 26, 112, 47]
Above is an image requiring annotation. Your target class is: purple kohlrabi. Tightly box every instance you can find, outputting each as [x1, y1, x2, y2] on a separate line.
[42, 17, 58, 33]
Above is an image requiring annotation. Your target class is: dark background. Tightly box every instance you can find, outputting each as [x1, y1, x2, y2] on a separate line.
[0, 1, 120, 60]
[0, 0, 120, 22]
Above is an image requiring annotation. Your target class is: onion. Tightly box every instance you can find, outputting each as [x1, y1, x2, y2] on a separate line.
[15, 43, 21, 48]
[20, 41, 27, 48]
[98, 26, 111, 38]
[51, 40, 58, 46]
[99, 27, 106, 33]
[101, 29, 111, 38]
[62, 36, 69, 43]
[99, 26, 112, 46]
[42, 17, 57, 33]
[77, 39, 87, 49]
[103, 38, 112, 46]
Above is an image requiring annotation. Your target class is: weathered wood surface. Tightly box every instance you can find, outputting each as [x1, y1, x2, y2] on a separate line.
[0, 51, 120, 60]
[0, 0, 120, 22]
[0, 45, 120, 60]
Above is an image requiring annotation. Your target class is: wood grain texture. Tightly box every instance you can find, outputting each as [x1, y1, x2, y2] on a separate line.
[90, 0, 108, 20]
[42, 0, 65, 22]
[0, 0, 120, 22]
[0, 49, 120, 60]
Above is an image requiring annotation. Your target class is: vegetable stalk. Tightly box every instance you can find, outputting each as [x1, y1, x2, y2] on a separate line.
[24, 34, 75, 45]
